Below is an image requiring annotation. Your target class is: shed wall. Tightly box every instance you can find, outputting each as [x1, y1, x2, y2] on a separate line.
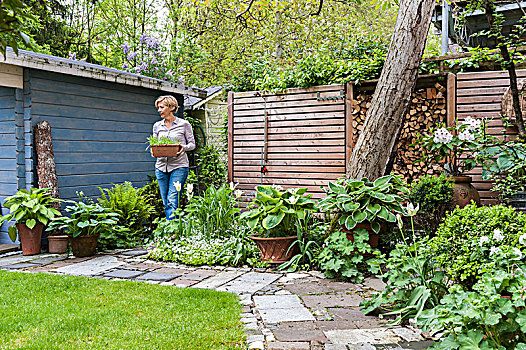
[0, 86, 17, 243]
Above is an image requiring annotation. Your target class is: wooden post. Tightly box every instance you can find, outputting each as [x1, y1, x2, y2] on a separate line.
[345, 83, 354, 174]
[227, 91, 234, 183]
[34, 121, 60, 211]
[447, 73, 456, 127]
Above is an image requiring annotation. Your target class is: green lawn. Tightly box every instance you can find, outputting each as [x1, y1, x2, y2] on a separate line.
[0, 271, 245, 350]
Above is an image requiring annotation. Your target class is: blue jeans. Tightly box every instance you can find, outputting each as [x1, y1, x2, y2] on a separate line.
[155, 167, 189, 220]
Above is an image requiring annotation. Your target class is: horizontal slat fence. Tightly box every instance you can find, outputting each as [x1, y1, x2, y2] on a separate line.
[229, 85, 348, 201]
[456, 70, 525, 205]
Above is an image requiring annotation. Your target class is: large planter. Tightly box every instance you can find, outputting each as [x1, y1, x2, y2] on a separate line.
[341, 223, 380, 249]
[48, 235, 69, 254]
[16, 222, 43, 256]
[69, 234, 99, 258]
[151, 144, 183, 157]
[250, 235, 299, 263]
[508, 191, 526, 214]
[451, 175, 480, 208]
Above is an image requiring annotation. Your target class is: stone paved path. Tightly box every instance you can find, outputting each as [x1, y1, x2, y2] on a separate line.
[0, 248, 433, 350]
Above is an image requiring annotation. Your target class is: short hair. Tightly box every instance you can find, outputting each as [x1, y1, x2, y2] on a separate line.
[155, 95, 179, 112]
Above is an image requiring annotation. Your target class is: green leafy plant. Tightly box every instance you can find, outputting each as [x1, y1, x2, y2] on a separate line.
[419, 265, 526, 349]
[147, 135, 182, 146]
[48, 201, 126, 240]
[140, 175, 165, 219]
[0, 188, 61, 241]
[192, 144, 227, 193]
[240, 185, 316, 238]
[408, 174, 454, 235]
[96, 182, 154, 249]
[427, 203, 526, 290]
[317, 175, 408, 234]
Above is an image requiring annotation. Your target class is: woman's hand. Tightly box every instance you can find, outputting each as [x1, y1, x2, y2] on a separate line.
[176, 146, 185, 157]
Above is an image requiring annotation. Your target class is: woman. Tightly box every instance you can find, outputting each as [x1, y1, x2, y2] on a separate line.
[152, 95, 195, 219]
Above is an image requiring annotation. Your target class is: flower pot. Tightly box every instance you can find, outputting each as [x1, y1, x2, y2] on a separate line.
[151, 144, 183, 157]
[508, 191, 526, 214]
[48, 235, 69, 254]
[451, 176, 480, 209]
[250, 235, 299, 263]
[341, 223, 380, 249]
[69, 234, 99, 258]
[16, 222, 43, 256]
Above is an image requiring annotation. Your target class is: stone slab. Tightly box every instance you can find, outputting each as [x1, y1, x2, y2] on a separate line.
[273, 321, 328, 343]
[103, 269, 145, 279]
[328, 307, 372, 322]
[165, 278, 198, 287]
[282, 282, 335, 295]
[316, 320, 358, 331]
[258, 307, 315, 323]
[302, 294, 363, 308]
[0, 254, 36, 266]
[217, 272, 281, 294]
[324, 329, 400, 345]
[136, 272, 179, 282]
[1, 262, 39, 269]
[324, 345, 348, 350]
[362, 278, 386, 292]
[29, 255, 68, 265]
[267, 341, 310, 350]
[254, 295, 304, 309]
[0, 244, 18, 254]
[391, 328, 423, 342]
[347, 344, 376, 350]
[192, 270, 245, 289]
[178, 269, 217, 281]
[153, 267, 190, 275]
[120, 249, 148, 257]
[55, 255, 125, 276]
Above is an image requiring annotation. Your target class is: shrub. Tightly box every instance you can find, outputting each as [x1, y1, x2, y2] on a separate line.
[97, 182, 154, 249]
[427, 203, 526, 289]
[408, 174, 454, 234]
[193, 144, 227, 193]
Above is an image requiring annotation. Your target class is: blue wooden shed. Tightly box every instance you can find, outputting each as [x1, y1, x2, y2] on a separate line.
[0, 48, 206, 243]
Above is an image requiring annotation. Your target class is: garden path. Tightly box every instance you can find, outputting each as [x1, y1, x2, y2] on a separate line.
[0, 248, 433, 350]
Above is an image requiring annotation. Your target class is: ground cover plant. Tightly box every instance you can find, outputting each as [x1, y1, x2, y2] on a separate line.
[0, 271, 245, 350]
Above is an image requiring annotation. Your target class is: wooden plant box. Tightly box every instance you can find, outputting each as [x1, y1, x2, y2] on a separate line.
[151, 144, 183, 157]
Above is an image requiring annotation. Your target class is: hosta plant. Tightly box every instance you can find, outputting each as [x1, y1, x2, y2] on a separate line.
[240, 185, 316, 237]
[0, 188, 61, 241]
[317, 175, 409, 234]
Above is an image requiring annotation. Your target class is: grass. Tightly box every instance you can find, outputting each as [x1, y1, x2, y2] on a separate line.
[0, 271, 245, 350]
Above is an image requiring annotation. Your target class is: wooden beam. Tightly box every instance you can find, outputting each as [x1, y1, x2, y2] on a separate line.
[447, 73, 456, 127]
[345, 82, 354, 174]
[227, 91, 234, 183]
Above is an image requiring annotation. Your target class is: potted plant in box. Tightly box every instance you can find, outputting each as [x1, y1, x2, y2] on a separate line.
[0, 188, 61, 255]
[147, 135, 183, 157]
[48, 200, 126, 257]
[240, 185, 316, 263]
[317, 175, 408, 248]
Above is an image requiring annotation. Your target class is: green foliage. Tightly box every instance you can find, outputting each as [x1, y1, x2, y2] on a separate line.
[0, 270, 245, 349]
[139, 175, 165, 219]
[241, 185, 317, 237]
[184, 183, 240, 239]
[147, 135, 181, 146]
[317, 175, 409, 235]
[408, 174, 454, 234]
[48, 201, 126, 240]
[96, 182, 155, 249]
[317, 228, 383, 282]
[0, 187, 61, 242]
[193, 144, 227, 193]
[419, 266, 526, 350]
[0, 0, 33, 57]
[427, 203, 526, 289]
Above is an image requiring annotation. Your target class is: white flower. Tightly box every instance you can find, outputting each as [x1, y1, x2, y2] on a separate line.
[493, 229, 504, 242]
[519, 233, 526, 245]
[479, 236, 490, 247]
[234, 189, 243, 198]
[490, 247, 501, 256]
[396, 213, 403, 230]
[186, 183, 194, 195]
[406, 203, 419, 216]
[229, 182, 236, 191]
[511, 247, 523, 261]
[272, 184, 284, 191]
[174, 181, 182, 192]
[458, 130, 475, 142]
[462, 116, 482, 132]
[289, 196, 299, 205]
[433, 127, 453, 144]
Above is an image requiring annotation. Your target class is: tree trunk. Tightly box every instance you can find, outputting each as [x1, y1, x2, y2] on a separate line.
[346, 0, 436, 180]
[34, 121, 61, 211]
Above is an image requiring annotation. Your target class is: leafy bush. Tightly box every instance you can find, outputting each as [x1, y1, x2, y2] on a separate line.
[193, 144, 227, 193]
[140, 175, 165, 219]
[97, 182, 154, 249]
[408, 174, 454, 234]
[427, 203, 526, 289]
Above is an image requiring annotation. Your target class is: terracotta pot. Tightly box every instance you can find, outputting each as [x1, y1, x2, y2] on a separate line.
[69, 234, 99, 257]
[341, 223, 380, 249]
[48, 235, 69, 254]
[451, 176, 480, 208]
[16, 222, 43, 256]
[250, 235, 299, 263]
[151, 144, 183, 157]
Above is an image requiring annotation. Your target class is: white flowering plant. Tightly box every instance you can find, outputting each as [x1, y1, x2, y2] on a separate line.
[413, 117, 485, 176]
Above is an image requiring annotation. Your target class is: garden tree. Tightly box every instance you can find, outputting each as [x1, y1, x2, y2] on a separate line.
[0, 0, 32, 57]
[346, 0, 436, 180]
[459, 0, 526, 137]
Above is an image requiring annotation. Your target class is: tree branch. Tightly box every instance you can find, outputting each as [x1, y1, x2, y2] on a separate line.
[310, 0, 324, 16]
[236, 0, 256, 18]
[515, 0, 526, 16]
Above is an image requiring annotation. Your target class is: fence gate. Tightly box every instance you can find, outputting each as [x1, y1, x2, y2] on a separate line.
[228, 84, 353, 201]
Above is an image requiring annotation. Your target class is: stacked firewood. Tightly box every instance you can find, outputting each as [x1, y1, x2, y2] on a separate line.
[352, 84, 447, 183]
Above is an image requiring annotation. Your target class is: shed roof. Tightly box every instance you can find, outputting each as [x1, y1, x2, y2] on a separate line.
[3, 48, 207, 98]
[184, 85, 224, 109]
